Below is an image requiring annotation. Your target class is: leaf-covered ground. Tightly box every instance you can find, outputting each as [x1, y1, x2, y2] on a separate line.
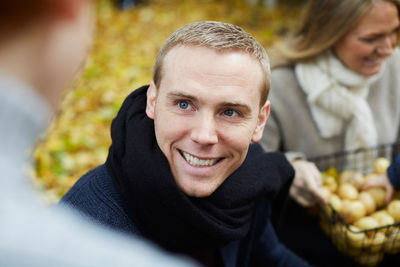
[33, 0, 303, 202]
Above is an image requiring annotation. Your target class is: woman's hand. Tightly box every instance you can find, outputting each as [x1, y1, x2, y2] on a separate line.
[290, 160, 328, 207]
[362, 174, 394, 204]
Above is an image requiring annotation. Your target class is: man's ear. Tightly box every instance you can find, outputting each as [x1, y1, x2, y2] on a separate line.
[146, 81, 157, 119]
[251, 100, 270, 143]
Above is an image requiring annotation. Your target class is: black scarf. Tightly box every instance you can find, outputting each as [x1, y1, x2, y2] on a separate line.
[105, 86, 294, 253]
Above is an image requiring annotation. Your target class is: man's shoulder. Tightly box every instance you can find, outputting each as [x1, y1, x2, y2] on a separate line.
[253, 197, 272, 226]
[61, 165, 139, 235]
[61, 165, 109, 205]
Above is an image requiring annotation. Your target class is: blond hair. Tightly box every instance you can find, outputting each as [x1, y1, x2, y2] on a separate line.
[153, 21, 271, 105]
[272, 0, 400, 68]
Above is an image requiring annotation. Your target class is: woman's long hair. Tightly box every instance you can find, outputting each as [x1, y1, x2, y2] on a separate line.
[270, 0, 400, 68]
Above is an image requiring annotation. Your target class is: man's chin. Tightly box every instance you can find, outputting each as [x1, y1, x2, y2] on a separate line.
[176, 181, 218, 198]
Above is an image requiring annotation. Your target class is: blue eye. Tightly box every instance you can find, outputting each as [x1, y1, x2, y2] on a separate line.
[223, 109, 236, 117]
[178, 101, 190, 110]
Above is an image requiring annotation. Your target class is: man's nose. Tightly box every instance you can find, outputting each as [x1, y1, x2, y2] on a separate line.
[377, 36, 395, 56]
[190, 113, 218, 145]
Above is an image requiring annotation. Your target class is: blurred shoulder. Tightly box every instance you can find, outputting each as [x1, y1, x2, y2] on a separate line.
[378, 47, 400, 88]
[386, 47, 400, 68]
[271, 66, 295, 81]
[270, 66, 297, 93]
[392, 47, 400, 58]
[269, 65, 303, 103]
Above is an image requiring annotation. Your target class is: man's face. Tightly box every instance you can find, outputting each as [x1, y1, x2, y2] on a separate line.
[146, 45, 270, 197]
[333, 0, 399, 77]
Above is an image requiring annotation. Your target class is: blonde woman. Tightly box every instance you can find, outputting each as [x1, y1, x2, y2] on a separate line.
[261, 0, 400, 266]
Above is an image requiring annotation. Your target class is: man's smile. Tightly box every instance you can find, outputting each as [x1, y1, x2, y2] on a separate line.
[179, 150, 222, 167]
[148, 45, 268, 197]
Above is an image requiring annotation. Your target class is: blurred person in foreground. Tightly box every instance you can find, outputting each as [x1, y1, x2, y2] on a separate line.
[0, 0, 196, 266]
[61, 21, 312, 267]
[260, 0, 400, 266]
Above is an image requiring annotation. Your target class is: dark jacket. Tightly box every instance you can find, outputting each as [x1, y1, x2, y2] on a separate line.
[62, 164, 310, 267]
[388, 153, 400, 190]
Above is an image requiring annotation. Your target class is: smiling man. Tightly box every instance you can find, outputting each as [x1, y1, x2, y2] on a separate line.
[146, 44, 268, 198]
[62, 21, 311, 267]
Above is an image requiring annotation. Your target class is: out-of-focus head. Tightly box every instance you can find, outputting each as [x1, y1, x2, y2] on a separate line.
[0, 2, 46, 34]
[274, 0, 400, 75]
[146, 21, 271, 197]
[0, 0, 95, 110]
[152, 21, 271, 106]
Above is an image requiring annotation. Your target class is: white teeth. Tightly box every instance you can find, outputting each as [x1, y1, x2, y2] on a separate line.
[182, 151, 218, 167]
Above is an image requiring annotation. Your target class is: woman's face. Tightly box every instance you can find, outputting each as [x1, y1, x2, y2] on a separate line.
[333, 1, 400, 77]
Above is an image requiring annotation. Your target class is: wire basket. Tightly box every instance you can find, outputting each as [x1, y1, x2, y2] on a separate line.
[310, 142, 400, 266]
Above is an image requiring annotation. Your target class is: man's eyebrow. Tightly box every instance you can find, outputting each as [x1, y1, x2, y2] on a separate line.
[220, 101, 252, 113]
[167, 92, 197, 101]
[167, 92, 252, 112]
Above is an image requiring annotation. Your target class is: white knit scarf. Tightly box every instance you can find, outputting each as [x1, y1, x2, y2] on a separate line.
[295, 50, 384, 151]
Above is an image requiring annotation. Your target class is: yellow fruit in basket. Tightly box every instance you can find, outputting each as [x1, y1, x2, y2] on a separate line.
[387, 200, 400, 222]
[339, 201, 349, 220]
[322, 204, 333, 217]
[331, 223, 346, 240]
[359, 191, 376, 215]
[332, 224, 348, 251]
[324, 167, 339, 180]
[346, 226, 365, 250]
[384, 228, 400, 254]
[374, 157, 390, 174]
[355, 252, 384, 267]
[370, 210, 385, 219]
[354, 216, 380, 232]
[350, 201, 367, 223]
[321, 186, 331, 199]
[339, 170, 354, 183]
[338, 183, 359, 200]
[341, 200, 366, 224]
[332, 222, 346, 236]
[364, 173, 378, 182]
[366, 187, 386, 209]
[339, 170, 364, 190]
[372, 210, 395, 226]
[367, 232, 386, 253]
[324, 176, 337, 193]
[371, 211, 395, 234]
[329, 194, 342, 213]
